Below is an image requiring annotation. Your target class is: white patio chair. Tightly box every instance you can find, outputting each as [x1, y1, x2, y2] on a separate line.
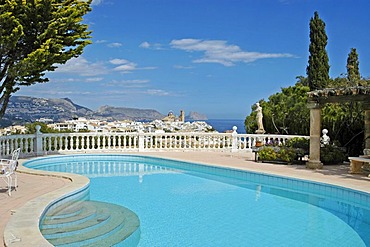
[0, 148, 20, 196]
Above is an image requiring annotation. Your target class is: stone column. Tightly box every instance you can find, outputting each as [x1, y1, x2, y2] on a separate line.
[306, 101, 323, 169]
[364, 102, 370, 156]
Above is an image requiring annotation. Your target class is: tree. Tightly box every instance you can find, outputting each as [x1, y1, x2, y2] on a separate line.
[306, 11, 330, 90]
[346, 48, 360, 84]
[0, 0, 92, 118]
[244, 77, 310, 135]
[244, 76, 369, 156]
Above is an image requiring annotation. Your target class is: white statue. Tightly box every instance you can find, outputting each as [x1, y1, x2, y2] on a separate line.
[255, 103, 265, 134]
[320, 129, 330, 147]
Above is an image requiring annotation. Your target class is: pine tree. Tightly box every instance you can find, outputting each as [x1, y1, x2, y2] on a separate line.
[0, 0, 92, 118]
[306, 11, 330, 90]
[346, 48, 360, 85]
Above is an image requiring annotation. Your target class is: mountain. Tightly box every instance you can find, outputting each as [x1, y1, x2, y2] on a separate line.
[0, 96, 165, 127]
[94, 105, 165, 121]
[1, 96, 94, 126]
[0, 96, 208, 127]
[186, 111, 208, 121]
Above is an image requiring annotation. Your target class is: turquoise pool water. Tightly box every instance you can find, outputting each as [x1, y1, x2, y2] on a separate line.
[25, 155, 370, 246]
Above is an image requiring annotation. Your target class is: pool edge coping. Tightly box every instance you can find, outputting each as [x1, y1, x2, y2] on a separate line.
[3, 159, 90, 247]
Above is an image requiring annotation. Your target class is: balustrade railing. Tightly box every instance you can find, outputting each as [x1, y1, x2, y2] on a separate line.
[0, 125, 309, 158]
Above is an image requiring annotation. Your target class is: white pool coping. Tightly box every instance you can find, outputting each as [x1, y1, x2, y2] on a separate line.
[3, 160, 89, 247]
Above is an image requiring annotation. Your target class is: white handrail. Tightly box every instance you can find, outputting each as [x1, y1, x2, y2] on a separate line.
[0, 127, 309, 157]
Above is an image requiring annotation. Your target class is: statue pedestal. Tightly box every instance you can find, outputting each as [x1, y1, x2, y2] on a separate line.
[255, 130, 265, 134]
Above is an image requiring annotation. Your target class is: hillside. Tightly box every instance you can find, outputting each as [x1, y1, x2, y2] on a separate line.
[186, 111, 208, 121]
[0, 96, 209, 127]
[94, 105, 165, 121]
[0, 96, 167, 127]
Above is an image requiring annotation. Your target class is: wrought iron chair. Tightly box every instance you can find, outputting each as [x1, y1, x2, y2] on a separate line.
[1, 148, 20, 196]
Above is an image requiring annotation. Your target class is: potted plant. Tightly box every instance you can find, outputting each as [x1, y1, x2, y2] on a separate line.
[255, 140, 263, 147]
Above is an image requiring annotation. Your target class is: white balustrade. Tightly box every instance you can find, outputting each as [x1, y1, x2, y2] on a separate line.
[0, 126, 309, 158]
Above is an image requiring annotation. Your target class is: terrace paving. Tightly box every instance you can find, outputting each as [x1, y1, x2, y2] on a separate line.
[1, 151, 369, 246]
[0, 172, 69, 247]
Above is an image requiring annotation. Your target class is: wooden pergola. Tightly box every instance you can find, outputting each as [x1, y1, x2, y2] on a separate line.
[306, 86, 370, 169]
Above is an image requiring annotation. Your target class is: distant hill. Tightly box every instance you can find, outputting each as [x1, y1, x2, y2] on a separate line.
[0, 96, 166, 127]
[94, 105, 165, 121]
[0, 96, 206, 127]
[186, 111, 208, 121]
[1, 96, 94, 126]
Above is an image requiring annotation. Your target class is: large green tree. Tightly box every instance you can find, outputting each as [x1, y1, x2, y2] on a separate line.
[346, 48, 360, 84]
[244, 76, 369, 156]
[244, 77, 311, 135]
[306, 11, 330, 90]
[0, 0, 92, 118]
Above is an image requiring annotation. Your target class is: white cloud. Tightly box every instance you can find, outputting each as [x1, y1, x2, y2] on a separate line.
[95, 40, 107, 44]
[170, 39, 294, 66]
[91, 0, 103, 6]
[139, 41, 165, 50]
[85, 77, 104, 82]
[173, 65, 194, 69]
[141, 66, 157, 70]
[109, 59, 130, 65]
[122, 79, 150, 84]
[113, 62, 138, 73]
[108, 42, 123, 48]
[139, 42, 151, 49]
[145, 89, 170, 96]
[106, 79, 150, 88]
[54, 56, 107, 76]
[111, 59, 157, 73]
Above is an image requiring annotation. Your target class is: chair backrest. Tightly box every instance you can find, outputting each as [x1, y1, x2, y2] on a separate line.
[8, 160, 17, 174]
[11, 148, 21, 161]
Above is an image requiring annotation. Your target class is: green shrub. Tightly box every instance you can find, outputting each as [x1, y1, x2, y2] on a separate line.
[286, 137, 309, 152]
[258, 147, 278, 161]
[278, 148, 296, 162]
[258, 146, 296, 163]
[320, 145, 346, 165]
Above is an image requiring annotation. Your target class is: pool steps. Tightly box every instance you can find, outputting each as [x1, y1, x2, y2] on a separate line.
[40, 201, 140, 246]
[41, 203, 109, 234]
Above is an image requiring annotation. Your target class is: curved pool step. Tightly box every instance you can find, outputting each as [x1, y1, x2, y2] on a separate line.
[44, 201, 86, 220]
[42, 202, 98, 229]
[40, 201, 140, 247]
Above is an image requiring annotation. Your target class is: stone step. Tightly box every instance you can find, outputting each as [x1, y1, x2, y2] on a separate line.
[44, 201, 85, 220]
[41, 202, 97, 228]
[41, 211, 110, 237]
[41, 201, 140, 247]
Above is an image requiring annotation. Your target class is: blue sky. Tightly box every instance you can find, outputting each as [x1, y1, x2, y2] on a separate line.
[17, 0, 370, 119]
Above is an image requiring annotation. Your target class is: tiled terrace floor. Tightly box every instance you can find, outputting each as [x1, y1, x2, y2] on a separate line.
[1, 151, 369, 246]
[0, 173, 69, 247]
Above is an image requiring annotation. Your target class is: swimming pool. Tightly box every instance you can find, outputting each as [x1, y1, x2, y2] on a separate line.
[25, 154, 370, 246]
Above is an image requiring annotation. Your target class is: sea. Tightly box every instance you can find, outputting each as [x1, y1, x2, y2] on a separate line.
[204, 119, 246, 134]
